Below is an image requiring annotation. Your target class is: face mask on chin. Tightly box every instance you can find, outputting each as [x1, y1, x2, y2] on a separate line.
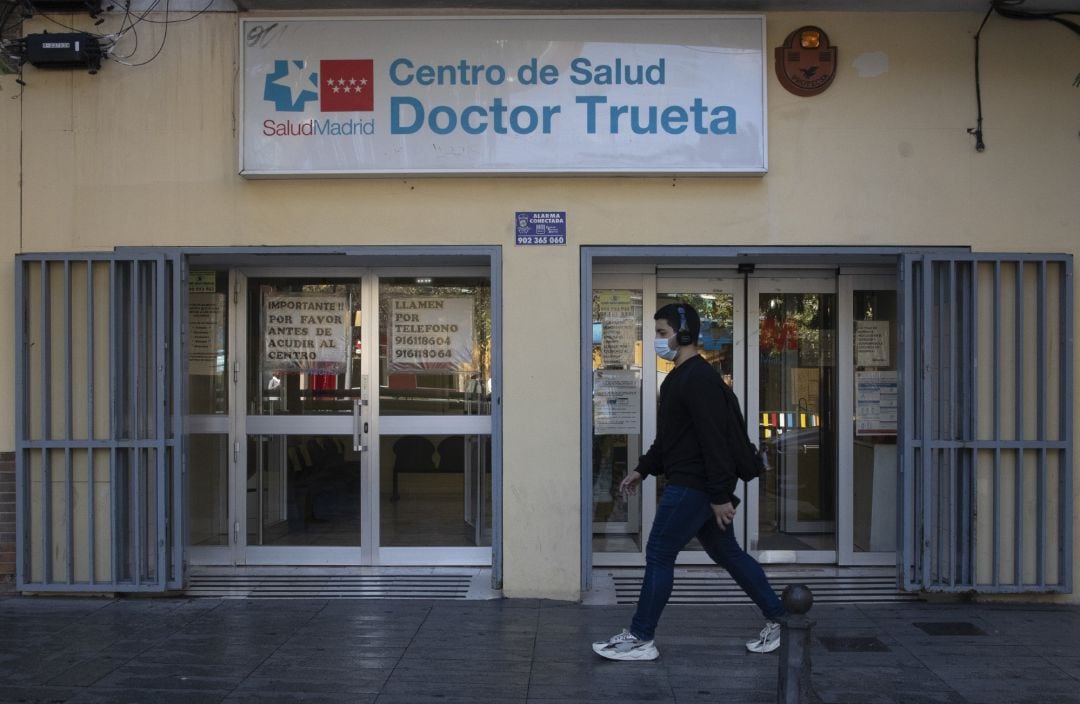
[654, 336, 678, 361]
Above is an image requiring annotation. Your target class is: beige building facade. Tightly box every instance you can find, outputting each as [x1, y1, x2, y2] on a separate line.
[0, 6, 1076, 602]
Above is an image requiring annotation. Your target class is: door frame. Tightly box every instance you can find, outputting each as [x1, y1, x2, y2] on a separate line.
[590, 269, 864, 568]
[837, 273, 899, 567]
[589, 273, 655, 567]
[655, 274, 749, 565]
[189, 264, 495, 567]
[747, 273, 838, 564]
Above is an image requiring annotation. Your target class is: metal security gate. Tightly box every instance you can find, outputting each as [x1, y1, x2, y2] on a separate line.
[900, 253, 1073, 593]
[15, 254, 183, 592]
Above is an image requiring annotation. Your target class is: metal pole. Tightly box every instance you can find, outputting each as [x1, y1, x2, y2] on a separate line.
[777, 584, 821, 704]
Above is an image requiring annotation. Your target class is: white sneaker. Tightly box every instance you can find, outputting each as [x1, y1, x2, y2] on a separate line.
[746, 621, 782, 653]
[591, 629, 659, 661]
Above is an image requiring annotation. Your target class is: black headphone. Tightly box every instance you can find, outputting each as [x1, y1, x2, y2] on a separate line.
[675, 305, 694, 346]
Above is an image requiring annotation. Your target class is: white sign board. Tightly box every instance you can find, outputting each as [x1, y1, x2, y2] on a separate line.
[855, 320, 891, 367]
[856, 370, 899, 437]
[597, 291, 639, 368]
[594, 369, 641, 435]
[240, 16, 766, 176]
[263, 294, 350, 374]
[388, 297, 474, 373]
[188, 293, 225, 376]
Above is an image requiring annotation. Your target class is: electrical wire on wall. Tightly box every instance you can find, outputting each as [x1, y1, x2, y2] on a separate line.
[105, 0, 218, 67]
[0, 0, 217, 73]
[969, 0, 1080, 152]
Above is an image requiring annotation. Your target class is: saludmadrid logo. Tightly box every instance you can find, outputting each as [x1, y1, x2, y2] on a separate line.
[262, 59, 376, 137]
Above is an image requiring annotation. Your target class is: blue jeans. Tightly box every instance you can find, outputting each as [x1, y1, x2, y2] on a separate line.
[630, 483, 785, 641]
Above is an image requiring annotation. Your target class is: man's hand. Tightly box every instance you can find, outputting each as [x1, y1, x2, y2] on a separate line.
[619, 471, 643, 498]
[711, 501, 736, 527]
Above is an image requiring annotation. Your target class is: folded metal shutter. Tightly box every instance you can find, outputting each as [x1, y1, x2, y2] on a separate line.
[16, 253, 183, 592]
[899, 253, 1073, 593]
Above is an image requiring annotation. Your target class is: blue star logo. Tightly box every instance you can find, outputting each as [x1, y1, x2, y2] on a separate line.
[263, 60, 318, 112]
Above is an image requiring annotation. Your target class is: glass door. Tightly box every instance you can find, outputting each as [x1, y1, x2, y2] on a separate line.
[189, 267, 494, 567]
[587, 268, 889, 570]
[838, 274, 898, 566]
[590, 274, 746, 566]
[237, 271, 371, 565]
[187, 269, 233, 565]
[748, 275, 838, 562]
[374, 273, 493, 565]
[656, 279, 747, 565]
[590, 277, 648, 562]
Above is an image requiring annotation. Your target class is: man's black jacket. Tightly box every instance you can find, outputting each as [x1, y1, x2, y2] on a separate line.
[633, 354, 741, 507]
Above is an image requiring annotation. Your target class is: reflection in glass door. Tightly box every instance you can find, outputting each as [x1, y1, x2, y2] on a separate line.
[838, 275, 899, 565]
[241, 275, 369, 561]
[188, 268, 495, 567]
[749, 278, 837, 559]
[375, 276, 493, 563]
[187, 270, 231, 557]
[586, 269, 896, 570]
[657, 284, 746, 562]
[589, 275, 747, 565]
[590, 284, 646, 555]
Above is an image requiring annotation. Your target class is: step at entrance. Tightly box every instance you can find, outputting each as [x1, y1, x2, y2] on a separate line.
[604, 567, 920, 605]
[185, 569, 484, 599]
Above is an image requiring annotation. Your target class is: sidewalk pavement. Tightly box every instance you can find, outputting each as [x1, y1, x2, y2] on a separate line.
[1, 595, 1078, 704]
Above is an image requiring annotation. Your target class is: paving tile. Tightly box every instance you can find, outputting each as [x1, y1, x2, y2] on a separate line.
[223, 693, 377, 704]
[405, 645, 534, 662]
[920, 655, 1064, 681]
[0, 655, 97, 686]
[44, 656, 130, 687]
[1, 598, 1079, 704]
[810, 651, 928, 670]
[671, 686, 776, 703]
[527, 688, 676, 703]
[395, 656, 532, 673]
[0, 685, 80, 703]
[527, 700, 671, 704]
[376, 697, 525, 704]
[527, 678, 676, 702]
[114, 658, 260, 680]
[247, 661, 393, 685]
[259, 652, 401, 671]
[1048, 657, 1080, 681]
[90, 673, 242, 692]
[813, 668, 955, 695]
[938, 682, 1080, 704]
[833, 692, 952, 704]
[530, 667, 675, 687]
[381, 678, 529, 699]
[234, 674, 387, 694]
[889, 694, 968, 704]
[272, 645, 407, 661]
[64, 689, 229, 704]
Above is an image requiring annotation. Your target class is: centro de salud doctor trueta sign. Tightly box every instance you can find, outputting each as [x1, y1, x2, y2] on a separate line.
[240, 16, 766, 176]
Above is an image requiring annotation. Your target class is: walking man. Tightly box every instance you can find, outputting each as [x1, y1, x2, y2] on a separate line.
[592, 302, 786, 661]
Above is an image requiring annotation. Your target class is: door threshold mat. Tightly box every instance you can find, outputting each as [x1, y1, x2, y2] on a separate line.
[606, 570, 921, 605]
[185, 572, 476, 599]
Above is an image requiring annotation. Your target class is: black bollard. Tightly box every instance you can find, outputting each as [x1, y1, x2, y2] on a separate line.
[777, 584, 821, 704]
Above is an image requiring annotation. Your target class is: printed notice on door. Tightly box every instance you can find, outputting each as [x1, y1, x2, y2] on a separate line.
[856, 370, 898, 436]
[855, 320, 890, 367]
[593, 369, 641, 435]
[596, 290, 640, 368]
[388, 297, 474, 373]
[188, 293, 226, 376]
[263, 293, 350, 374]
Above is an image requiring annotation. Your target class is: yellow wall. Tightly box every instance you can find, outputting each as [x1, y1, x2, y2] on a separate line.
[1, 74, 19, 444]
[4, 11, 1079, 600]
